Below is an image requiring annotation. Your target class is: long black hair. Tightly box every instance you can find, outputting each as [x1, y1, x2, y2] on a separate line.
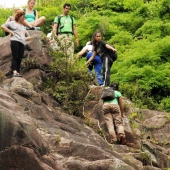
[91, 31, 102, 48]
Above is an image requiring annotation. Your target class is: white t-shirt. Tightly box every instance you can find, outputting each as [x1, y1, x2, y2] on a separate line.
[83, 44, 92, 52]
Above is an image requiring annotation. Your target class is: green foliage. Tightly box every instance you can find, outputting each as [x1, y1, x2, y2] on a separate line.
[134, 19, 170, 39]
[123, 0, 144, 11]
[140, 151, 152, 165]
[0, 70, 5, 82]
[0, 0, 169, 112]
[0, 8, 12, 36]
[41, 50, 92, 117]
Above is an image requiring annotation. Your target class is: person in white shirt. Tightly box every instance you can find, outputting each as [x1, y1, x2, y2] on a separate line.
[47, 22, 58, 50]
[76, 41, 103, 85]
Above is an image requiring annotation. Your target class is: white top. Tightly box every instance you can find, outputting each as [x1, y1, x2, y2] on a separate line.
[82, 44, 92, 52]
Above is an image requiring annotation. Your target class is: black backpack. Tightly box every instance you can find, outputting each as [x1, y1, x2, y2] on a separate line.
[98, 41, 118, 62]
[57, 15, 74, 35]
[107, 48, 118, 62]
[101, 87, 115, 101]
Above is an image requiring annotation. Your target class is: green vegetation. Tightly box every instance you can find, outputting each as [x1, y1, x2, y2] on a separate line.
[0, 0, 169, 115]
[40, 50, 91, 117]
[140, 151, 152, 166]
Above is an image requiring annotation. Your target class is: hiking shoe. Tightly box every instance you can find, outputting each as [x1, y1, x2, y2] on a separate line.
[13, 73, 22, 77]
[110, 137, 118, 144]
[119, 135, 126, 145]
[110, 139, 118, 144]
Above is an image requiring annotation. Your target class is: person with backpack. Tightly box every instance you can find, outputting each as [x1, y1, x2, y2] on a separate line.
[102, 82, 126, 145]
[1, 9, 31, 77]
[85, 31, 117, 86]
[75, 40, 103, 86]
[53, 3, 79, 60]
[24, 0, 46, 30]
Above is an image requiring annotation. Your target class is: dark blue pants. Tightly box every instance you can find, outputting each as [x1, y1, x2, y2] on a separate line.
[86, 51, 103, 85]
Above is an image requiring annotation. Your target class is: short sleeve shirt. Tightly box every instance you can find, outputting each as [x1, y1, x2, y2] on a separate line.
[84, 44, 92, 52]
[54, 15, 75, 34]
[104, 90, 122, 104]
[94, 40, 108, 57]
[3, 21, 29, 45]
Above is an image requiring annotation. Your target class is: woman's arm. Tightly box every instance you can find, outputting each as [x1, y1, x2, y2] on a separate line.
[118, 96, 124, 117]
[25, 36, 31, 41]
[76, 46, 87, 59]
[105, 44, 117, 52]
[85, 51, 96, 65]
[35, 10, 38, 20]
[1, 25, 14, 36]
[22, 19, 34, 28]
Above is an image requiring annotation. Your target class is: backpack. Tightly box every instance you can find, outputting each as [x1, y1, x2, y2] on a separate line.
[57, 15, 74, 35]
[107, 48, 118, 62]
[23, 9, 36, 17]
[98, 41, 117, 62]
[101, 87, 115, 101]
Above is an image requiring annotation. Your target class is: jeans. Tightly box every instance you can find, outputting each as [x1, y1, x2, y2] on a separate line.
[87, 51, 103, 85]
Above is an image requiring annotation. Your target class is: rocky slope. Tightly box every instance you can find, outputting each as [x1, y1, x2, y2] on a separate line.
[0, 31, 169, 170]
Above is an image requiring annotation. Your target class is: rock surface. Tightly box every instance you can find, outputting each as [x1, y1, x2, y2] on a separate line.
[0, 32, 169, 170]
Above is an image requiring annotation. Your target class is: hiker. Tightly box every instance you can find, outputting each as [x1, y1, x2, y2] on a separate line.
[5, 8, 34, 35]
[53, 3, 79, 60]
[24, 0, 46, 30]
[102, 82, 126, 145]
[85, 31, 117, 86]
[47, 22, 58, 50]
[1, 9, 31, 77]
[76, 41, 103, 85]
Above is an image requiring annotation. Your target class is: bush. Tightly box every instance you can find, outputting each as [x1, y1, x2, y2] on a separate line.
[41, 50, 92, 117]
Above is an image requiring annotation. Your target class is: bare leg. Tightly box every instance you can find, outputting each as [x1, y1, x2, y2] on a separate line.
[32, 16, 46, 27]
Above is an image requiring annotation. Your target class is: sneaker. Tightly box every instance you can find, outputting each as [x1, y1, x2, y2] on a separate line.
[29, 27, 35, 30]
[35, 27, 40, 30]
[13, 73, 22, 77]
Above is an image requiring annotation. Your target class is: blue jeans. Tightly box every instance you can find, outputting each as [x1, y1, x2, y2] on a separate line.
[87, 51, 103, 85]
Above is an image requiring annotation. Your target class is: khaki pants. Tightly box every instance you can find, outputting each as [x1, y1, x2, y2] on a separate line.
[103, 103, 125, 142]
[57, 34, 74, 60]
